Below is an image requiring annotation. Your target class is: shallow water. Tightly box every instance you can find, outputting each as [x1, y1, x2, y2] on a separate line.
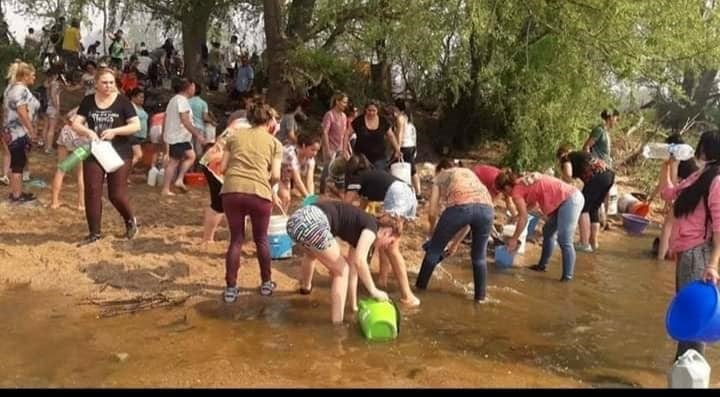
[0, 226, 717, 388]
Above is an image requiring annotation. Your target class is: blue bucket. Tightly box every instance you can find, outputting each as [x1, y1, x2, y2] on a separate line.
[269, 233, 293, 259]
[666, 281, 720, 343]
[494, 245, 515, 268]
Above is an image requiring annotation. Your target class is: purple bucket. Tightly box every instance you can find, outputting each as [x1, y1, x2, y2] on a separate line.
[622, 214, 649, 235]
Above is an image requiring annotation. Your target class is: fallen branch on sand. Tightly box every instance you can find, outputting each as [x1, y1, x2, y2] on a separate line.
[80, 292, 191, 318]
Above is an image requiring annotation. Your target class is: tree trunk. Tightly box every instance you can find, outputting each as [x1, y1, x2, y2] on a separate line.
[180, 1, 211, 83]
[102, 0, 107, 55]
[263, 0, 291, 109]
[370, 39, 391, 100]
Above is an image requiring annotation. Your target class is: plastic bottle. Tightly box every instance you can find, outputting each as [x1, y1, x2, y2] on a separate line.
[643, 143, 695, 161]
[668, 349, 710, 388]
[147, 166, 160, 186]
[58, 145, 90, 173]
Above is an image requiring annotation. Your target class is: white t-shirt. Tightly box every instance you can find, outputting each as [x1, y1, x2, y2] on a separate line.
[225, 44, 242, 70]
[136, 56, 153, 75]
[401, 122, 417, 148]
[163, 94, 194, 145]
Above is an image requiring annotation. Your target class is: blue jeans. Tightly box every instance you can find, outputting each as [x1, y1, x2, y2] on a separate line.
[537, 190, 584, 279]
[416, 203, 494, 300]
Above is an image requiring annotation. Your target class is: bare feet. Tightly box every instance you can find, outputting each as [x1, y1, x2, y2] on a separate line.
[400, 296, 421, 308]
[174, 183, 189, 193]
[161, 190, 176, 196]
[49, 201, 61, 209]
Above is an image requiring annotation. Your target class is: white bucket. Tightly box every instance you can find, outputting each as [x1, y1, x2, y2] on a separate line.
[91, 141, 124, 173]
[390, 160, 412, 185]
[147, 166, 160, 187]
[503, 224, 528, 254]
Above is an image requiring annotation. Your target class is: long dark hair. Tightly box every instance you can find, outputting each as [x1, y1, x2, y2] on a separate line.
[674, 130, 720, 219]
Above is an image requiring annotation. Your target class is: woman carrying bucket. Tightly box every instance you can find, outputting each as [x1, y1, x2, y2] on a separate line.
[495, 171, 584, 281]
[344, 154, 420, 307]
[72, 67, 140, 246]
[660, 130, 720, 361]
[50, 107, 87, 210]
[220, 99, 283, 302]
[415, 159, 495, 302]
[556, 146, 615, 253]
[277, 134, 321, 214]
[287, 200, 392, 324]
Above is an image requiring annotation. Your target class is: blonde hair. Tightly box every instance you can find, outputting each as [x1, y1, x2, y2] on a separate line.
[94, 67, 117, 82]
[6, 61, 34, 85]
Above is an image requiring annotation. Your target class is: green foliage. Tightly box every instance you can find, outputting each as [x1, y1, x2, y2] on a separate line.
[0, 43, 27, 93]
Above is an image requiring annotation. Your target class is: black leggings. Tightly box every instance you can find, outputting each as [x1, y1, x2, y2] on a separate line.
[582, 170, 615, 223]
[202, 165, 223, 213]
[9, 136, 29, 173]
[83, 156, 134, 235]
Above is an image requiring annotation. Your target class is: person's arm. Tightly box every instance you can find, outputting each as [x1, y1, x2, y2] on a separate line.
[342, 123, 354, 159]
[583, 135, 596, 153]
[100, 116, 140, 140]
[269, 141, 282, 184]
[385, 127, 402, 160]
[220, 148, 231, 174]
[179, 111, 205, 144]
[321, 113, 332, 161]
[649, 160, 673, 204]
[560, 161, 573, 183]
[504, 194, 518, 218]
[396, 116, 406, 150]
[446, 226, 471, 256]
[305, 160, 315, 195]
[507, 196, 528, 252]
[291, 169, 310, 197]
[353, 229, 389, 300]
[203, 110, 217, 126]
[427, 184, 441, 237]
[15, 105, 35, 139]
[71, 114, 99, 141]
[660, 159, 685, 202]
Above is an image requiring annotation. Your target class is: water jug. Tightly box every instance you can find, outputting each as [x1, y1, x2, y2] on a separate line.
[147, 166, 160, 187]
[643, 143, 695, 161]
[90, 141, 124, 173]
[156, 168, 165, 187]
[390, 160, 412, 185]
[58, 145, 90, 173]
[668, 349, 710, 388]
[607, 185, 619, 216]
[357, 298, 399, 342]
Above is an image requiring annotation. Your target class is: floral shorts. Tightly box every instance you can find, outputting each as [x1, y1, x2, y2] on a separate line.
[56, 125, 89, 151]
[383, 181, 417, 220]
[287, 205, 334, 251]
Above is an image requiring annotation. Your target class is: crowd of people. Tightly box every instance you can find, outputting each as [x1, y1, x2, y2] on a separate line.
[4, 20, 720, 377]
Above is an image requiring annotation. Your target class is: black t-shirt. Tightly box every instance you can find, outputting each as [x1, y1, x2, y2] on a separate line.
[314, 201, 378, 247]
[78, 94, 138, 159]
[352, 115, 391, 164]
[345, 169, 400, 201]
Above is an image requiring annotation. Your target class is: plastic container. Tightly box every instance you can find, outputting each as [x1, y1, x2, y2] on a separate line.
[527, 214, 540, 239]
[643, 143, 695, 161]
[58, 144, 90, 173]
[268, 215, 293, 259]
[390, 160, 412, 185]
[630, 201, 650, 217]
[156, 168, 165, 187]
[494, 245, 516, 268]
[205, 125, 217, 143]
[666, 281, 720, 343]
[622, 213, 650, 235]
[183, 172, 207, 187]
[607, 185, 619, 216]
[357, 298, 399, 342]
[147, 166, 160, 187]
[90, 141, 124, 173]
[668, 349, 711, 388]
[618, 193, 640, 214]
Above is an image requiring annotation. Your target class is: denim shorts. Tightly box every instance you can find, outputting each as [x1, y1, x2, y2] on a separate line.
[287, 205, 334, 251]
[383, 181, 417, 220]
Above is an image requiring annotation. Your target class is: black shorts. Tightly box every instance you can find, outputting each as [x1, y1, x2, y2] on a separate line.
[582, 170, 615, 223]
[129, 136, 146, 146]
[169, 142, 193, 160]
[202, 166, 223, 213]
[399, 147, 417, 175]
[9, 136, 30, 173]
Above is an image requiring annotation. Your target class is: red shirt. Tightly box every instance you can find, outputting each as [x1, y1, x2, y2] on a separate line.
[473, 165, 501, 198]
[511, 174, 577, 215]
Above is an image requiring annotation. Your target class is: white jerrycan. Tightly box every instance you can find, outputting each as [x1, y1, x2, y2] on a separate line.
[668, 349, 711, 389]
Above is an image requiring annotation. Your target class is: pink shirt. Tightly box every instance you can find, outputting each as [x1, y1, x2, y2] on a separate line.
[661, 170, 720, 254]
[473, 165, 501, 198]
[322, 110, 347, 153]
[511, 175, 577, 215]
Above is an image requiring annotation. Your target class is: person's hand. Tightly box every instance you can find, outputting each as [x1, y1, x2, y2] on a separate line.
[196, 135, 206, 146]
[371, 288, 389, 302]
[87, 130, 100, 141]
[393, 150, 402, 161]
[100, 129, 115, 141]
[506, 238, 519, 252]
[446, 243, 459, 257]
[704, 267, 720, 285]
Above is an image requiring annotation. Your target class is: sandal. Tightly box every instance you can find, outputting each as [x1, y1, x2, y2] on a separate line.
[528, 264, 547, 272]
[299, 286, 313, 295]
[260, 281, 277, 296]
[224, 287, 240, 303]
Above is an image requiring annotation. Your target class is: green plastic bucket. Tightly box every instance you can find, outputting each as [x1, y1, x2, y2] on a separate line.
[357, 298, 399, 342]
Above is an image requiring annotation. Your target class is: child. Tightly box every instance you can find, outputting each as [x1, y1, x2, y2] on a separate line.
[50, 107, 87, 210]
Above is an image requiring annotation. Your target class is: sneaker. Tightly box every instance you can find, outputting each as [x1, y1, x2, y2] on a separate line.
[77, 233, 102, 247]
[560, 276, 573, 282]
[8, 192, 36, 203]
[224, 287, 240, 303]
[260, 280, 277, 296]
[125, 217, 139, 240]
[574, 243, 594, 253]
[0, 175, 8, 185]
[528, 264, 547, 272]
